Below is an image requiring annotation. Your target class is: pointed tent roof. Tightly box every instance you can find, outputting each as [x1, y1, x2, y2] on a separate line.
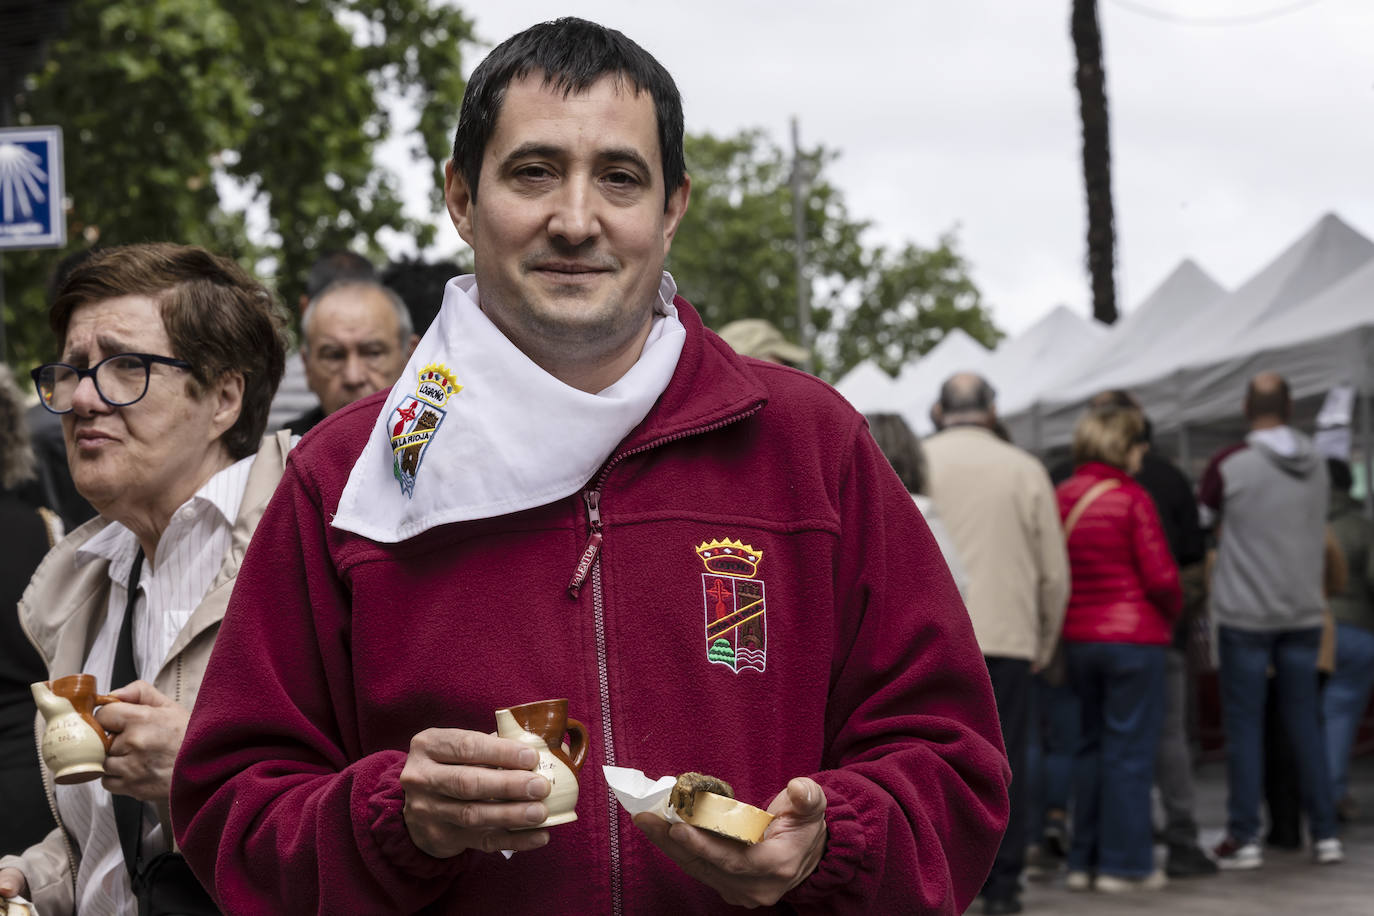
[1071, 213, 1373, 395]
[1043, 259, 1227, 405]
[1174, 254, 1374, 415]
[834, 360, 903, 414]
[1211, 253, 1374, 358]
[896, 328, 993, 436]
[985, 305, 1109, 414]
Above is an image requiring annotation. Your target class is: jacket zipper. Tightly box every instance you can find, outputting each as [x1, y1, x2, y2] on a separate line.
[566, 403, 764, 916]
[567, 490, 603, 598]
[591, 561, 622, 916]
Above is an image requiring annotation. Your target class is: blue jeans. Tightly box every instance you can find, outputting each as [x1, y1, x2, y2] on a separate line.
[1066, 642, 1166, 878]
[1218, 625, 1337, 843]
[1322, 622, 1374, 803]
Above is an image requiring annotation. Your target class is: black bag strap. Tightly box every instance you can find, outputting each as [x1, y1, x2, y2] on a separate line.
[113, 547, 146, 878]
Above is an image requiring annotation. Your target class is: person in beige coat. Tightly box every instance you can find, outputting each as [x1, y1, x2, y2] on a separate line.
[0, 244, 290, 915]
[924, 372, 1070, 916]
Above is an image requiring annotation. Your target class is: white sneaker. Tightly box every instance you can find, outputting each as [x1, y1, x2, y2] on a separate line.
[1214, 839, 1263, 870]
[1314, 837, 1344, 864]
[1064, 871, 1092, 891]
[1095, 870, 1168, 893]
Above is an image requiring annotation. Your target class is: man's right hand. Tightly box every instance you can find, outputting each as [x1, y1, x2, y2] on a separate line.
[400, 728, 553, 858]
[0, 867, 29, 900]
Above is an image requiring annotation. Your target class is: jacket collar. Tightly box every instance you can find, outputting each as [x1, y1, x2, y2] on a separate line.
[606, 295, 769, 468]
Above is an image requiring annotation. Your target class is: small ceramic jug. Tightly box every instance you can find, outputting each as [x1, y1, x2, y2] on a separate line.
[31, 674, 120, 785]
[495, 699, 589, 828]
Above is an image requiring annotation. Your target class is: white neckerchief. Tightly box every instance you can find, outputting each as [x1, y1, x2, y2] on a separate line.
[333, 273, 685, 543]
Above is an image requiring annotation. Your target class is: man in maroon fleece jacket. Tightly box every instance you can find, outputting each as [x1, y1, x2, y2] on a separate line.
[170, 18, 1009, 915]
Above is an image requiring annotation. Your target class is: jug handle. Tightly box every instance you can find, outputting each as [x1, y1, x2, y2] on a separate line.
[561, 717, 589, 773]
[89, 695, 122, 752]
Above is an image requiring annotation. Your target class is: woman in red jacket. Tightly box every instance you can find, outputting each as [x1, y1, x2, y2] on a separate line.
[1058, 404, 1182, 893]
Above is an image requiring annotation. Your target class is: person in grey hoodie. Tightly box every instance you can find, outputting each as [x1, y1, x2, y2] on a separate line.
[1197, 372, 1342, 870]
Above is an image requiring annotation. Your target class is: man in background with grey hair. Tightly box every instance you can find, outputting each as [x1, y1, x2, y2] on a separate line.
[924, 372, 1069, 915]
[285, 279, 419, 435]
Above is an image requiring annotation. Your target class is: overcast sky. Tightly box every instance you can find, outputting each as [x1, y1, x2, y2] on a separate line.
[395, 0, 1374, 337]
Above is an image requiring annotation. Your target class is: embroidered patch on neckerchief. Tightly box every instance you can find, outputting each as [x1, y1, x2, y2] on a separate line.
[390, 363, 461, 497]
[697, 539, 767, 674]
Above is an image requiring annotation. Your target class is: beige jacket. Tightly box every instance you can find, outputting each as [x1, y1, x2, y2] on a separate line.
[0, 432, 290, 915]
[924, 425, 1069, 666]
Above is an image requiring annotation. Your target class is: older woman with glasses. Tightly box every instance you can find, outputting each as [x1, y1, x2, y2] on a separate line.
[0, 243, 290, 915]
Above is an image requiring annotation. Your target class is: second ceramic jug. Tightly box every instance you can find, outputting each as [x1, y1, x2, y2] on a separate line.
[31, 674, 121, 785]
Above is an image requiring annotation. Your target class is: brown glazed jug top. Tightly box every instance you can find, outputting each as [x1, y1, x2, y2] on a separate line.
[49, 673, 121, 752]
[502, 698, 589, 773]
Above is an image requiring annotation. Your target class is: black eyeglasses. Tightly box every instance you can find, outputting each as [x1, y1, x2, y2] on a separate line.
[31, 352, 194, 414]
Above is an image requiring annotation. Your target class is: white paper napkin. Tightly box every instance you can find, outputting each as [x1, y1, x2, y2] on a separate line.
[602, 765, 685, 823]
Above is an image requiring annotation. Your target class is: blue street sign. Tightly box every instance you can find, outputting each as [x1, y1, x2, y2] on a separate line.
[0, 126, 66, 250]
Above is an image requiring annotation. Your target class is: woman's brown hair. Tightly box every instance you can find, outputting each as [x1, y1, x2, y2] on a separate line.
[51, 244, 289, 460]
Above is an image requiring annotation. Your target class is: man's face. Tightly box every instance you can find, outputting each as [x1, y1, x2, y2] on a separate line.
[445, 72, 690, 382]
[302, 287, 416, 415]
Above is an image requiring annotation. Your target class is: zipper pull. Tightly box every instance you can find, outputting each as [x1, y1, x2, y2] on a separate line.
[568, 489, 603, 598]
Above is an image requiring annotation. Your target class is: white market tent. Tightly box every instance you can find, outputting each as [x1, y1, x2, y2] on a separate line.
[1001, 258, 1228, 447]
[896, 328, 993, 436]
[1180, 254, 1374, 432]
[833, 359, 904, 415]
[983, 305, 1109, 417]
[1011, 213, 1374, 459]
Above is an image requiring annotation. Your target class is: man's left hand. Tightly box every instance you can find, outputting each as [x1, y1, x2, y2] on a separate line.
[634, 777, 827, 908]
[97, 680, 191, 802]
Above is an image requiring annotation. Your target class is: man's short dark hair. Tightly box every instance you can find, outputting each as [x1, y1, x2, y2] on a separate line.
[305, 250, 375, 300]
[1244, 372, 1291, 423]
[451, 17, 685, 209]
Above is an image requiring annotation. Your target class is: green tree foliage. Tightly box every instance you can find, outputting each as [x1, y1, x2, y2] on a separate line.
[669, 129, 1001, 380]
[2, 0, 472, 368]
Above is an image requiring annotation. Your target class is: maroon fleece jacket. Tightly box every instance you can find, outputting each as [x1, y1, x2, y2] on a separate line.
[171, 298, 1009, 914]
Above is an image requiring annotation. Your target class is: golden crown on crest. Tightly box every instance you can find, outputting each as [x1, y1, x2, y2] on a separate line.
[415, 363, 461, 407]
[695, 539, 763, 578]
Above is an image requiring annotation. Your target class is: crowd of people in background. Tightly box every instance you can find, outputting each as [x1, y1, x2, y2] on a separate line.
[857, 368, 1373, 913]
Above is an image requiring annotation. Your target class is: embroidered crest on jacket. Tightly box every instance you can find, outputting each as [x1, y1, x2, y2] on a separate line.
[697, 539, 767, 673]
[389, 363, 461, 497]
